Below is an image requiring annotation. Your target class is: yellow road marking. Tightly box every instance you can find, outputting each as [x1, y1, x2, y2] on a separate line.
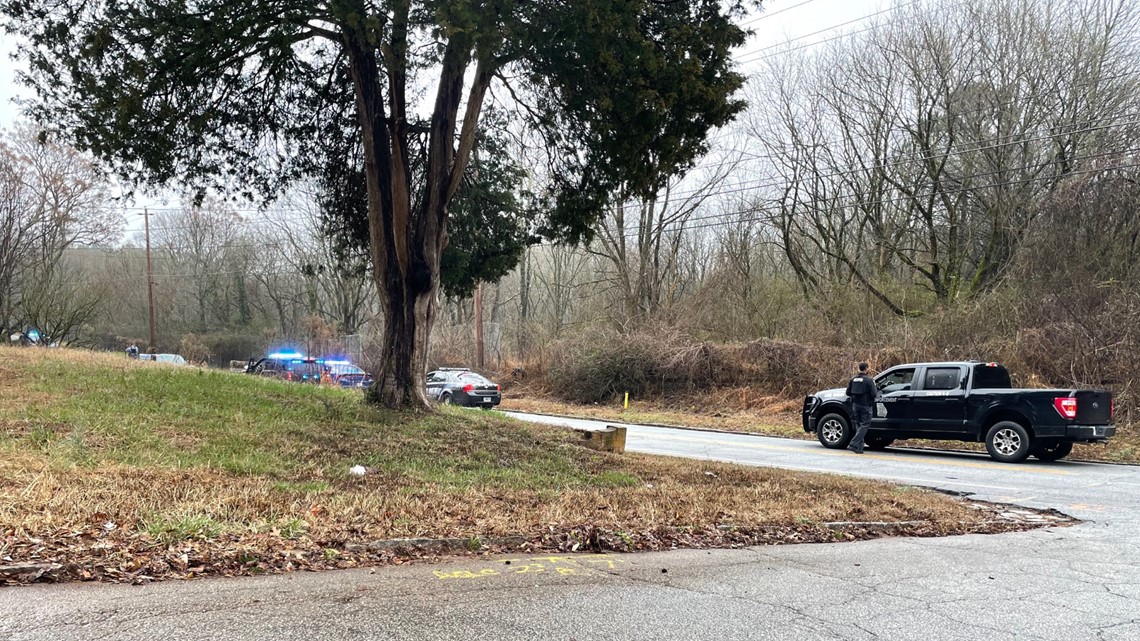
[433, 555, 626, 581]
[643, 433, 1074, 476]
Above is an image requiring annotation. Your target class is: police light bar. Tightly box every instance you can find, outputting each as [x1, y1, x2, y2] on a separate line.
[268, 351, 305, 359]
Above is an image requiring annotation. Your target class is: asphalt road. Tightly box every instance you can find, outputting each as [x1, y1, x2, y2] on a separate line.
[1, 412, 1138, 641]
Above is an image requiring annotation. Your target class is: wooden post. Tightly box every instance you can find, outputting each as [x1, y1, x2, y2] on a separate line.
[474, 282, 484, 369]
[143, 208, 157, 353]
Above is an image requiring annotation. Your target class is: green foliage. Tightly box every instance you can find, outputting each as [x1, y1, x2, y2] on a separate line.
[316, 106, 535, 298]
[142, 513, 223, 546]
[438, 116, 536, 298]
[278, 518, 309, 540]
[1, 0, 753, 255]
[519, 0, 750, 243]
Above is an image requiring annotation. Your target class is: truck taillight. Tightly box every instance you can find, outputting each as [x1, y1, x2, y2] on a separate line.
[496, 384, 501, 391]
[463, 384, 474, 393]
[1053, 397, 1078, 420]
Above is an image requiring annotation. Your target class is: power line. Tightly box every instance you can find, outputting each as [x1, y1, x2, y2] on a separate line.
[735, 0, 930, 65]
[72, 147, 1140, 270]
[737, 0, 824, 29]
[115, 81, 1140, 235]
[103, 123, 1140, 256]
[673, 150, 1140, 236]
[615, 65, 1140, 204]
[593, 144, 1140, 241]
[616, 112, 1140, 214]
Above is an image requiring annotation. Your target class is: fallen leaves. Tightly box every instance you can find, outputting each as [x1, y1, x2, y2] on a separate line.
[0, 499, 1071, 586]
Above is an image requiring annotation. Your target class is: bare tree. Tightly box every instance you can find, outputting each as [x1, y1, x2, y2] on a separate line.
[590, 154, 741, 325]
[748, 0, 1140, 314]
[0, 122, 119, 338]
[152, 199, 246, 331]
[263, 187, 376, 337]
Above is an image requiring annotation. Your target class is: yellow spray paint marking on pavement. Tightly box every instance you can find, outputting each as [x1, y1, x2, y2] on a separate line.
[433, 568, 501, 580]
[432, 555, 626, 581]
[643, 432, 1075, 476]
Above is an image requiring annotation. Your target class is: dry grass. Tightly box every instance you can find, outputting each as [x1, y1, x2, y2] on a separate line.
[0, 346, 1050, 583]
[0, 449, 971, 541]
[501, 394, 805, 438]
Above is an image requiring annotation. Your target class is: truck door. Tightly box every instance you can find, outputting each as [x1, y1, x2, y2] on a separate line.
[874, 367, 917, 431]
[911, 366, 968, 435]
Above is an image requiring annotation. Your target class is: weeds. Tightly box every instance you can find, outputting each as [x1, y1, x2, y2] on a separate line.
[278, 518, 308, 540]
[141, 514, 223, 546]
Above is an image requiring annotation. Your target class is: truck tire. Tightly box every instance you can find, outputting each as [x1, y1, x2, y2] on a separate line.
[817, 413, 852, 449]
[440, 392, 453, 405]
[1032, 440, 1073, 462]
[865, 436, 894, 451]
[985, 422, 1032, 463]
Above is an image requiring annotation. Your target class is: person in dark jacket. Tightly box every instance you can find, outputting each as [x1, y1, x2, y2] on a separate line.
[845, 362, 880, 454]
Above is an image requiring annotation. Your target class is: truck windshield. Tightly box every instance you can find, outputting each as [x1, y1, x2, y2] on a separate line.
[972, 364, 1012, 389]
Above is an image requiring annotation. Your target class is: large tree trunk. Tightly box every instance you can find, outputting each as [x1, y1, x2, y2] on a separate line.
[369, 254, 438, 409]
[341, 11, 491, 410]
[344, 26, 435, 410]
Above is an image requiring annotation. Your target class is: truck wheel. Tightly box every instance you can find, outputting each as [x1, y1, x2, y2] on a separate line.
[817, 413, 852, 449]
[1032, 441, 1073, 462]
[865, 436, 894, 451]
[985, 422, 1032, 463]
[440, 393, 453, 405]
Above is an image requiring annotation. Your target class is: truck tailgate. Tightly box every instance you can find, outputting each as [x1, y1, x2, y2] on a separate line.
[1075, 391, 1112, 423]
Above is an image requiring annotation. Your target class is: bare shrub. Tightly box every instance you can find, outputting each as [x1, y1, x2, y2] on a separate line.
[178, 333, 213, 365]
[543, 327, 933, 405]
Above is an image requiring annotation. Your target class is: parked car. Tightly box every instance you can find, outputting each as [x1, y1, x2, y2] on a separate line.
[138, 353, 188, 365]
[426, 368, 502, 409]
[245, 353, 323, 383]
[802, 361, 1114, 463]
[324, 360, 374, 388]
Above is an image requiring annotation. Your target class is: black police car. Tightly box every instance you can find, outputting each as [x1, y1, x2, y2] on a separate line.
[425, 368, 502, 409]
[244, 352, 324, 384]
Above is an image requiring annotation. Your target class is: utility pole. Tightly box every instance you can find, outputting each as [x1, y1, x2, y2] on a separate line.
[474, 282, 484, 370]
[143, 208, 157, 353]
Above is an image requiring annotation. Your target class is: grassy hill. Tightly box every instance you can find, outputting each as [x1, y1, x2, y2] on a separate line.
[0, 347, 1040, 584]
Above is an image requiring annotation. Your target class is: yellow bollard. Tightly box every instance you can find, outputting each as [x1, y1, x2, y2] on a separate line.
[623, 391, 629, 410]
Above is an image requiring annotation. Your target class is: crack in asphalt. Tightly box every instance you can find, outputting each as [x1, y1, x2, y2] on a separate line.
[1094, 618, 1140, 641]
[583, 564, 865, 639]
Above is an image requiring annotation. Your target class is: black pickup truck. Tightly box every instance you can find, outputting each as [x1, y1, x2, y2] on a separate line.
[802, 361, 1114, 462]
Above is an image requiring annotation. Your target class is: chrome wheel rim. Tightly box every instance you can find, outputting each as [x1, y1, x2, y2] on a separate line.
[821, 419, 844, 444]
[994, 428, 1022, 456]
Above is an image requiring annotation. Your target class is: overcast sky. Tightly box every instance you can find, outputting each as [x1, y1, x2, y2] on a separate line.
[0, 0, 887, 237]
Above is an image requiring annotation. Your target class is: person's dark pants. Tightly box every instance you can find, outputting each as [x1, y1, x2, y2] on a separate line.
[849, 404, 873, 451]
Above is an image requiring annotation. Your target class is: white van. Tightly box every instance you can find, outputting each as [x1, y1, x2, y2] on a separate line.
[138, 353, 188, 365]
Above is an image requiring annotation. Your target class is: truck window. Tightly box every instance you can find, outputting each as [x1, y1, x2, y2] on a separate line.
[923, 367, 963, 390]
[876, 368, 915, 392]
[972, 364, 1012, 389]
